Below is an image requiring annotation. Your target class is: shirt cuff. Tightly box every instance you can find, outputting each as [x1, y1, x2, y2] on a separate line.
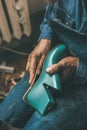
[73, 60, 87, 85]
[38, 27, 53, 42]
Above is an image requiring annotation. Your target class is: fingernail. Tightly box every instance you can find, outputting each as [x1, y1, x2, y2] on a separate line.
[46, 67, 51, 72]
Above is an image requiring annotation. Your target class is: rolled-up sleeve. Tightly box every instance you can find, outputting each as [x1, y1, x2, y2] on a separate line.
[38, 3, 55, 42]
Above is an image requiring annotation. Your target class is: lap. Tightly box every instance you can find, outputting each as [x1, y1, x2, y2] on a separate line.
[0, 72, 34, 128]
[24, 84, 87, 130]
[0, 72, 87, 130]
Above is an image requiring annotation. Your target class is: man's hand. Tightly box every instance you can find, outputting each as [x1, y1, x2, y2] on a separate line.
[46, 56, 79, 82]
[26, 39, 51, 84]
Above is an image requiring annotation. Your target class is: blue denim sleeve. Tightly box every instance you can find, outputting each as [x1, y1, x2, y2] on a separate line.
[74, 60, 87, 85]
[38, 3, 55, 42]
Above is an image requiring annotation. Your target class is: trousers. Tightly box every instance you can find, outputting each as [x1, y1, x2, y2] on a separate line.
[0, 72, 87, 130]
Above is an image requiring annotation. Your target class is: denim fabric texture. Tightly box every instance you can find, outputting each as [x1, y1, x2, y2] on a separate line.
[0, 72, 34, 128]
[0, 72, 87, 130]
[39, 0, 87, 85]
[0, 0, 87, 129]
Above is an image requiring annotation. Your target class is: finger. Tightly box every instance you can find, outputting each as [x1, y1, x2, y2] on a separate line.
[46, 61, 64, 74]
[26, 61, 30, 71]
[37, 55, 46, 75]
[60, 67, 74, 82]
[29, 55, 38, 84]
[26, 55, 31, 71]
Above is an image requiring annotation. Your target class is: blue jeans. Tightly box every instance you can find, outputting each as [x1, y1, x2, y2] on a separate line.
[0, 72, 87, 130]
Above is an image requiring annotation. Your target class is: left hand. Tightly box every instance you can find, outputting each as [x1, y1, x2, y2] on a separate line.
[46, 56, 79, 83]
[26, 39, 51, 84]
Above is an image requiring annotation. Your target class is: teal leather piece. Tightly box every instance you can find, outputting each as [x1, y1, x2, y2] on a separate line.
[27, 44, 68, 115]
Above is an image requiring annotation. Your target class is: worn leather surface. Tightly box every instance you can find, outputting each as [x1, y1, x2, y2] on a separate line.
[27, 44, 68, 115]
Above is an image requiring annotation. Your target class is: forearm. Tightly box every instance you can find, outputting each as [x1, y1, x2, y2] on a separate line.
[38, 3, 56, 43]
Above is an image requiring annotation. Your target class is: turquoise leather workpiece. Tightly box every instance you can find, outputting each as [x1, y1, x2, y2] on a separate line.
[27, 44, 68, 115]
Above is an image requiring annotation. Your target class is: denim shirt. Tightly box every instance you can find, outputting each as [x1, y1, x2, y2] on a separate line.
[39, 0, 87, 85]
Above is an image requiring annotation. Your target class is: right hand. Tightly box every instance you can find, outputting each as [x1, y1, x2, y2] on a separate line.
[26, 39, 51, 84]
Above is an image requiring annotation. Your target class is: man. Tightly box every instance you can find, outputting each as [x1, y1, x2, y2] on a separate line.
[0, 0, 87, 130]
[26, 0, 87, 85]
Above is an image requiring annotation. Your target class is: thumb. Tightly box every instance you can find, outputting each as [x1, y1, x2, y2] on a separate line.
[46, 62, 63, 74]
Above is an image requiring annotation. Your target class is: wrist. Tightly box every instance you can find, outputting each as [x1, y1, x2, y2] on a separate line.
[40, 39, 51, 45]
